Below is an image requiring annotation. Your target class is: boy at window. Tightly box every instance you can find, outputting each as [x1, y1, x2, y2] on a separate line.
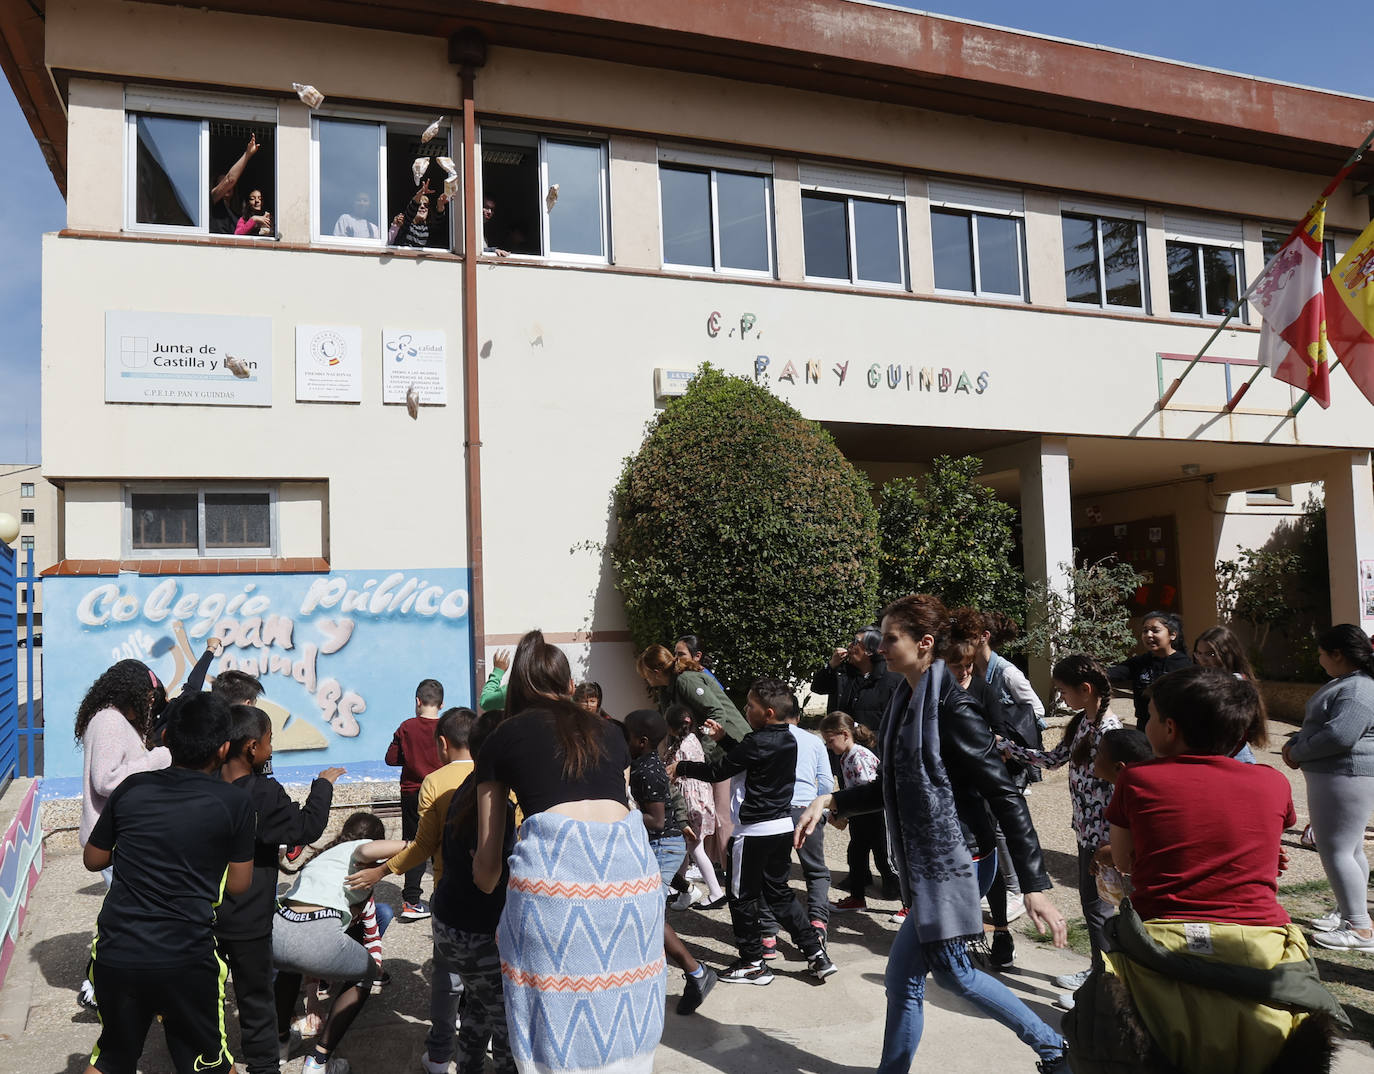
[81, 693, 255, 1074]
[333, 191, 380, 239]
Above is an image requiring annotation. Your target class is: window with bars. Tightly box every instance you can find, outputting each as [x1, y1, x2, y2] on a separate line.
[21, 510, 34, 524]
[126, 487, 276, 556]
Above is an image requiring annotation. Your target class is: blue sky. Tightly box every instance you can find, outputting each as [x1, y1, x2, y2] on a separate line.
[2, 3, 1372, 462]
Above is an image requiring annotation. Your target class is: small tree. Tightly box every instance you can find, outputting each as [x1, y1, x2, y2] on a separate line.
[611, 365, 879, 698]
[1014, 554, 1145, 669]
[877, 455, 1024, 618]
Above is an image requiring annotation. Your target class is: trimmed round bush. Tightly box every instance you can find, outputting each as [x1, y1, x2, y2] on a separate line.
[612, 365, 879, 697]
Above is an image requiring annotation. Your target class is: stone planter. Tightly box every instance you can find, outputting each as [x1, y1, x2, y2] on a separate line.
[1260, 681, 1323, 727]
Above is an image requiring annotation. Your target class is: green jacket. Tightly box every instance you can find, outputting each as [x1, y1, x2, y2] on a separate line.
[479, 668, 506, 713]
[661, 670, 751, 761]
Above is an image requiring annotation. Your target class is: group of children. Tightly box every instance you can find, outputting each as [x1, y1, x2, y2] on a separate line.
[74, 605, 1352, 1074]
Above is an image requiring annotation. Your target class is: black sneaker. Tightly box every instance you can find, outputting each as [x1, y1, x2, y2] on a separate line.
[77, 980, 98, 1011]
[400, 900, 432, 922]
[1037, 1051, 1068, 1073]
[808, 950, 837, 980]
[718, 959, 773, 986]
[676, 965, 718, 1014]
[989, 929, 1015, 968]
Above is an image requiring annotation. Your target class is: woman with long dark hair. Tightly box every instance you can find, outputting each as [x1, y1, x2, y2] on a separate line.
[1283, 623, 1374, 950]
[637, 644, 750, 868]
[797, 594, 1068, 1074]
[474, 630, 662, 1074]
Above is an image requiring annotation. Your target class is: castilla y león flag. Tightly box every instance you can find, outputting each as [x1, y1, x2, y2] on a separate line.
[1255, 199, 1330, 407]
[1325, 217, 1374, 407]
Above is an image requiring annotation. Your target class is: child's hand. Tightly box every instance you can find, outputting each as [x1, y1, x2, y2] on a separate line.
[1280, 742, 1300, 769]
[345, 862, 388, 892]
[1277, 846, 1291, 876]
[681, 824, 697, 843]
[702, 719, 725, 742]
[205, 637, 224, 656]
[829, 814, 848, 831]
[318, 766, 346, 784]
[492, 648, 512, 672]
[665, 760, 679, 781]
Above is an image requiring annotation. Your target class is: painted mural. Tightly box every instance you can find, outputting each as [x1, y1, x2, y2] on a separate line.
[42, 568, 472, 783]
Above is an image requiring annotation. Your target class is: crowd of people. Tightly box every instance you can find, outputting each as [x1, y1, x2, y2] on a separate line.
[70, 598, 1374, 1074]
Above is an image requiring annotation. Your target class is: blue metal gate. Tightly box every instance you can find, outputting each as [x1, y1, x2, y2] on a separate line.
[0, 545, 41, 792]
[0, 542, 16, 792]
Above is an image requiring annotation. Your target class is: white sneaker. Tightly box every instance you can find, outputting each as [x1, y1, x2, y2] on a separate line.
[1053, 992, 1076, 1011]
[672, 887, 702, 911]
[302, 1058, 350, 1074]
[1310, 911, 1342, 932]
[1313, 925, 1374, 951]
[685, 864, 704, 882]
[1005, 893, 1026, 922]
[1054, 968, 1092, 991]
[420, 1055, 452, 1074]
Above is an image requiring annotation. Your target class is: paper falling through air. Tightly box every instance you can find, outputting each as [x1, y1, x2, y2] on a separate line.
[545, 183, 560, 211]
[422, 116, 446, 143]
[412, 157, 430, 187]
[292, 83, 325, 109]
[436, 156, 459, 199]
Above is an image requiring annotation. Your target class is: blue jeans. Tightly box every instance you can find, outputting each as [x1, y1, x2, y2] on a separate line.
[650, 833, 687, 895]
[878, 910, 1063, 1074]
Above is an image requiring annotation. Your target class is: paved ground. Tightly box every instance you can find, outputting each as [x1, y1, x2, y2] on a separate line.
[4, 707, 1374, 1074]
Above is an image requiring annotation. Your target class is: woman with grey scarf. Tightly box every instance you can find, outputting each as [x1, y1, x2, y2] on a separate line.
[797, 594, 1069, 1074]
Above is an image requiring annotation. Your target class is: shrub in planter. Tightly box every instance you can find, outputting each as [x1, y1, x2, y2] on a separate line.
[612, 364, 879, 698]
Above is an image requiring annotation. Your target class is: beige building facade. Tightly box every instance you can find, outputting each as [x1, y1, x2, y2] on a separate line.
[5, 0, 1374, 786]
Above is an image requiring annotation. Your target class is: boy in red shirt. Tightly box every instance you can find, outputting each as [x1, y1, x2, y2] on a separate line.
[1107, 666, 1294, 926]
[1096, 666, 1344, 1074]
[386, 678, 444, 920]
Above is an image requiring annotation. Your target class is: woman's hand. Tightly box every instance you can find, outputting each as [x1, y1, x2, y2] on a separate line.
[829, 814, 848, 832]
[829, 647, 848, 668]
[345, 862, 388, 892]
[795, 794, 833, 848]
[1281, 742, 1300, 769]
[1022, 891, 1068, 948]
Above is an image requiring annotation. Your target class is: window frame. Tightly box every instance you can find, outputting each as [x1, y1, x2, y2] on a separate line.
[1164, 239, 1248, 323]
[20, 536, 34, 552]
[800, 189, 908, 290]
[658, 156, 776, 280]
[20, 482, 34, 498]
[476, 126, 611, 264]
[123, 484, 280, 559]
[930, 208, 1029, 301]
[1262, 229, 1337, 275]
[122, 88, 279, 239]
[20, 509, 34, 524]
[1060, 210, 1149, 312]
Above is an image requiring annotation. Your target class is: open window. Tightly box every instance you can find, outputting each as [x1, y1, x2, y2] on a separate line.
[125, 88, 277, 238]
[479, 128, 609, 261]
[312, 113, 455, 250]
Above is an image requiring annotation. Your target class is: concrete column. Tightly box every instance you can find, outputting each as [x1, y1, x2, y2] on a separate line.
[772, 158, 805, 283]
[1323, 451, 1374, 635]
[1018, 436, 1075, 694]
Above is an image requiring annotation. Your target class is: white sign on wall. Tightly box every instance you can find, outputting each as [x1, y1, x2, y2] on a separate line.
[105, 311, 272, 406]
[296, 325, 363, 402]
[382, 329, 447, 405]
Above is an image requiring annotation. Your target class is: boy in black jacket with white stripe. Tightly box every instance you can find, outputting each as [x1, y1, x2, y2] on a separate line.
[216, 705, 342, 1074]
[671, 677, 836, 985]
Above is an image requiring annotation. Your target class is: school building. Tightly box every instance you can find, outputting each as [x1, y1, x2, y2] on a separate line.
[5, 0, 1373, 790]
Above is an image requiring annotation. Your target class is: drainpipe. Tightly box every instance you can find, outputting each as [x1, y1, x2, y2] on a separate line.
[451, 28, 488, 703]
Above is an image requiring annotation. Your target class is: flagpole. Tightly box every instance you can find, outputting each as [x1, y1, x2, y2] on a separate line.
[1289, 358, 1344, 417]
[1157, 128, 1374, 413]
[1225, 364, 1265, 411]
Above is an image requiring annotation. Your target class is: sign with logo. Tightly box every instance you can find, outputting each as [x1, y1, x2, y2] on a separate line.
[382, 328, 447, 406]
[105, 311, 272, 406]
[42, 567, 472, 782]
[296, 324, 363, 402]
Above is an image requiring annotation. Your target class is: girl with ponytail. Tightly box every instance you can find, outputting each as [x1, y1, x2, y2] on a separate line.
[999, 654, 1121, 1005]
[819, 712, 899, 910]
[1283, 624, 1374, 951]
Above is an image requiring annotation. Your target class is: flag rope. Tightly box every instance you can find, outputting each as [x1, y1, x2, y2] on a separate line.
[1158, 128, 1374, 413]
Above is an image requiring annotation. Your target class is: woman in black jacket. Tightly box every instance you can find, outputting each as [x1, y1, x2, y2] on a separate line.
[797, 594, 1068, 1074]
[810, 625, 904, 736]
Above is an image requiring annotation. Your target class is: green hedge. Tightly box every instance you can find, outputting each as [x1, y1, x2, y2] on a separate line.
[612, 365, 879, 697]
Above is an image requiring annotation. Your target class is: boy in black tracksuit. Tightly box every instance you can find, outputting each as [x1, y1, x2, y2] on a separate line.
[672, 676, 836, 986]
[215, 705, 342, 1074]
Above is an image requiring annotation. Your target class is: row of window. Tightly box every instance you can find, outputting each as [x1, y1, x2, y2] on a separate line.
[122, 92, 1346, 321]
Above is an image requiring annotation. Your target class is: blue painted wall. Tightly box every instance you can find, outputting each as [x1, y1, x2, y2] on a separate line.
[42, 568, 472, 783]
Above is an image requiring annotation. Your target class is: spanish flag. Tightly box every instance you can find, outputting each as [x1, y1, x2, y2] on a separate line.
[1325, 218, 1374, 406]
